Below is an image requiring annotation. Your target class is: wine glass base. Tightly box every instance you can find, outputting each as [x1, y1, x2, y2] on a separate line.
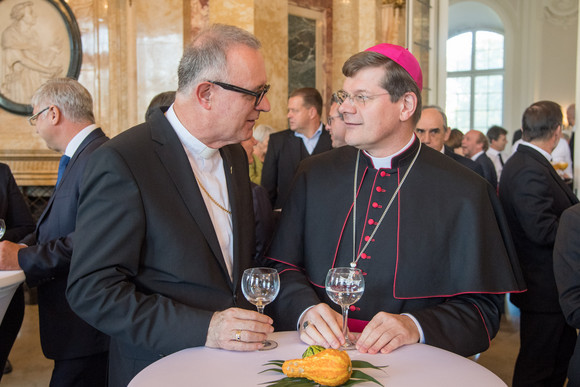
[259, 340, 278, 351]
[341, 339, 357, 351]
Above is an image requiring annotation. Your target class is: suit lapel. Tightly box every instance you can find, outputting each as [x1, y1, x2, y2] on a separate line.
[150, 112, 231, 283]
[313, 125, 332, 155]
[520, 145, 578, 204]
[37, 129, 106, 228]
[220, 146, 242, 289]
[288, 131, 305, 165]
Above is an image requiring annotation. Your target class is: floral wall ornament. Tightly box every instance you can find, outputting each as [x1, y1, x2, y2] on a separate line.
[544, 0, 578, 28]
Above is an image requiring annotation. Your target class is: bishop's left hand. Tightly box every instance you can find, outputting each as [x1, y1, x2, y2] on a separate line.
[355, 312, 420, 354]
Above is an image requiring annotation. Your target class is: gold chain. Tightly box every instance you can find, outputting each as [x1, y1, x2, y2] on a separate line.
[194, 175, 232, 215]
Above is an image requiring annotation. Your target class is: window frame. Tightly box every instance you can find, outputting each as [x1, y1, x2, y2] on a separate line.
[446, 28, 505, 131]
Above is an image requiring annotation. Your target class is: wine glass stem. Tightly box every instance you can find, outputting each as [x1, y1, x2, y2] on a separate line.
[257, 306, 265, 314]
[341, 305, 349, 340]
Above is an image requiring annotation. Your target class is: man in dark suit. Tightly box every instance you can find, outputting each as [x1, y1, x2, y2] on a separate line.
[261, 87, 332, 209]
[0, 162, 35, 380]
[554, 203, 580, 387]
[66, 24, 274, 386]
[415, 105, 484, 176]
[499, 100, 579, 387]
[462, 129, 498, 188]
[0, 78, 109, 386]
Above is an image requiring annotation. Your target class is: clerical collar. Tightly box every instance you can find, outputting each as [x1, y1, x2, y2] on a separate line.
[363, 134, 416, 169]
[165, 104, 219, 159]
[520, 141, 552, 162]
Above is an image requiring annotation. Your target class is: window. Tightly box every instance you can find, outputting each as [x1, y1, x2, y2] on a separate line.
[446, 30, 504, 132]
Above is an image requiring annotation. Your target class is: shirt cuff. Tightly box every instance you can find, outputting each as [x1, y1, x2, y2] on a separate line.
[296, 305, 316, 330]
[401, 313, 425, 344]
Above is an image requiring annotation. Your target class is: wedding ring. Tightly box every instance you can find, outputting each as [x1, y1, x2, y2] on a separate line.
[302, 321, 310, 330]
[235, 330, 242, 341]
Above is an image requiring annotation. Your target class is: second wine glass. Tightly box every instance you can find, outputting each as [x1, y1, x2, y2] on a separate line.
[241, 267, 280, 350]
[325, 267, 365, 350]
[0, 219, 6, 240]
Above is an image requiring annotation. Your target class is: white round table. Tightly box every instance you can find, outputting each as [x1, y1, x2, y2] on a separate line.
[129, 331, 506, 387]
[0, 270, 25, 323]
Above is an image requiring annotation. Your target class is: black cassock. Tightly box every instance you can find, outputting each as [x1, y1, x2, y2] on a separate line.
[267, 137, 525, 357]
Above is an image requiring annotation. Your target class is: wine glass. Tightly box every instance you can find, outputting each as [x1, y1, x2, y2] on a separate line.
[552, 158, 569, 178]
[325, 267, 365, 350]
[0, 219, 5, 240]
[241, 267, 280, 350]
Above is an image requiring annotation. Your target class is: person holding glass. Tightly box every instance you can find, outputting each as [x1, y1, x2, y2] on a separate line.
[0, 162, 35, 380]
[266, 43, 525, 357]
[66, 24, 273, 386]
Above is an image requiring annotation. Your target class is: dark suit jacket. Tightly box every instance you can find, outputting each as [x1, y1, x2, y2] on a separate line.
[474, 152, 498, 188]
[443, 146, 485, 177]
[554, 203, 580, 385]
[512, 129, 522, 144]
[261, 127, 332, 209]
[500, 144, 578, 312]
[0, 163, 34, 381]
[18, 128, 109, 361]
[251, 182, 274, 266]
[66, 108, 256, 386]
[0, 163, 35, 242]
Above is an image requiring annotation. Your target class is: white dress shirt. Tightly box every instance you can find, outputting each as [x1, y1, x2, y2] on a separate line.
[64, 124, 99, 158]
[486, 148, 505, 182]
[514, 140, 552, 162]
[165, 105, 234, 280]
[294, 123, 324, 154]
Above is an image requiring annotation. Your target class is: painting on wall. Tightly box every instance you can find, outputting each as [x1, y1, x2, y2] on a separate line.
[288, 5, 323, 96]
[0, 0, 82, 115]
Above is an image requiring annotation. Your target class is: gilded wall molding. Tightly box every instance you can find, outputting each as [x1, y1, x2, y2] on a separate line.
[0, 150, 59, 186]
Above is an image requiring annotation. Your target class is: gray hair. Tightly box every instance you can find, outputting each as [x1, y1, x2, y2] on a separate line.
[422, 105, 448, 131]
[253, 124, 275, 143]
[177, 24, 261, 93]
[31, 78, 95, 124]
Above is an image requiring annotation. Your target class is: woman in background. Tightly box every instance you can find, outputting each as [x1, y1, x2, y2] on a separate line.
[446, 128, 465, 155]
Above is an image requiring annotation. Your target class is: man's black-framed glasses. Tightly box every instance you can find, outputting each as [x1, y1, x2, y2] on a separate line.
[27, 106, 50, 126]
[209, 81, 270, 107]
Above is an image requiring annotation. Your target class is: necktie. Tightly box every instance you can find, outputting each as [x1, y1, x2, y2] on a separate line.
[56, 155, 70, 186]
[498, 153, 504, 166]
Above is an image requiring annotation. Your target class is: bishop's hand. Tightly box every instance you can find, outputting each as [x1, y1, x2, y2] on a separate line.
[355, 312, 420, 354]
[298, 303, 355, 349]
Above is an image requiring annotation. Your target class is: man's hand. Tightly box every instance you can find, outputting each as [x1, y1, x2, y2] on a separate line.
[0, 241, 24, 270]
[298, 303, 350, 349]
[205, 307, 274, 351]
[356, 312, 420, 354]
